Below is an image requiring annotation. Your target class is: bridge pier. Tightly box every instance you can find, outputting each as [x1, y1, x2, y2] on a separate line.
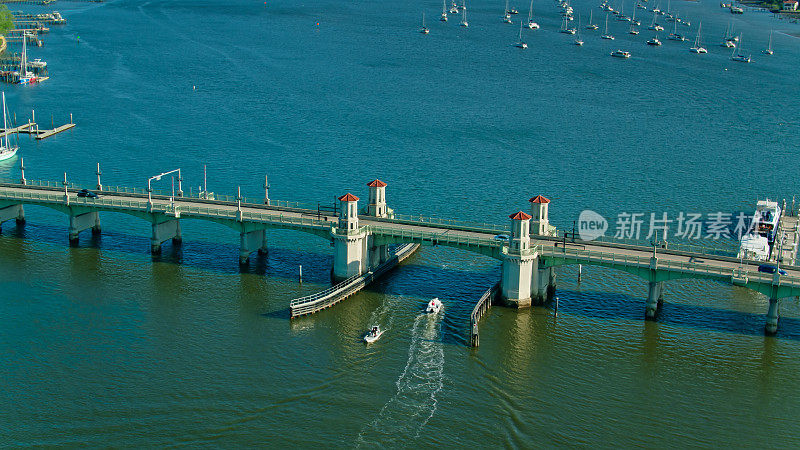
[368, 240, 389, 268]
[151, 216, 181, 254]
[239, 229, 267, 265]
[765, 297, 779, 335]
[645, 281, 663, 320]
[0, 204, 25, 231]
[68, 211, 101, 244]
[501, 211, 536, 308]
[332, 193, 368, 281]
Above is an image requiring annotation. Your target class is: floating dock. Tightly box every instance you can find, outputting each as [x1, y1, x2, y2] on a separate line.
[289, 243, 420, 318]
[0, 117, 75, 140]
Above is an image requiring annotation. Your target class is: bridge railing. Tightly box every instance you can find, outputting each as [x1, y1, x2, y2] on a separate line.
[367, 224, 503, 248]
[540, 246, 800, 286]
[390, 213, 508, 234]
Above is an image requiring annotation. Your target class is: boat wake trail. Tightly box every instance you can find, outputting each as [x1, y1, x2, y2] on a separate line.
[356, 314, 445, 447]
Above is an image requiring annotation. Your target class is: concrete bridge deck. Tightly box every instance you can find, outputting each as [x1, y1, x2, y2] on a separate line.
[1, 180, 798, 335]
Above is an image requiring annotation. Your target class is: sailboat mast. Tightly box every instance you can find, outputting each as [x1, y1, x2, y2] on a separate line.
[2, 92, 8, 149]
[528, 0, 533, 21]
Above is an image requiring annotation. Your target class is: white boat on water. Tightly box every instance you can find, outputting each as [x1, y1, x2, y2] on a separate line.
[441, 0, 448, 21]
[514, 20, 528, 48]
[730, 34, 750, 62]
[17, 35, 46, 85]
[690, 22, 707, 53]
[587, 10, 599, 29]
[738, 200, 781, 261]
[763, 29, 773, 55]
[601, 14, 614, 39]
[647, 35, 662, 45]
[526, 0, 539, 29]
[460, 7, 469, 26]
[420, 12, 429, 34]
[610, 49, 631, 58]
[364, 326, 384, 344]
[0, 92, 19, 162]
[426, 298, 443, 314]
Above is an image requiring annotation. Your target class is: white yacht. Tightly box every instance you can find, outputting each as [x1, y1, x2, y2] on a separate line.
[514, 21, 528, 48]
[647, 35, 662, 45]
[738, 200, 781, 261]
[690, 22, 707, 53]
[601, 14, 614, 39]
[730, 34, 750, 62]
[763, 30, 773, 55]
[420, 12, 429, 34]
[587, 10, 599, 29]
[426, 298, 443, 314]
[441, 0, 448, 21]
[460, 7, 469, 26]
[610, 49, 631, 58]
[526, 0, 539, 29]
[0, 92, 19, 162]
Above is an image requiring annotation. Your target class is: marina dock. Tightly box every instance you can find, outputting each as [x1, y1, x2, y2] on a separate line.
[0, 115, 75, 140]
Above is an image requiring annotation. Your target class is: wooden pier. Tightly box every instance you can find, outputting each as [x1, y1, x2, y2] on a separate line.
[0, 117, 75, 140]
[470, 283, 499, 347]
[778, 212, 799, 266]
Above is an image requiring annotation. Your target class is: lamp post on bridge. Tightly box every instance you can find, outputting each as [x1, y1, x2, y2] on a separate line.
[148, 168, 182, 211]
[19, 157, 25, 185]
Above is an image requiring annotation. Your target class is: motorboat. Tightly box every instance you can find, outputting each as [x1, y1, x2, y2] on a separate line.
[610, 49, 631, 58]
[426, 298, 443, 314]
[364, 326, 384, 344]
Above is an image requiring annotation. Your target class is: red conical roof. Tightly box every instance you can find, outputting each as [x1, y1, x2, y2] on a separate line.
[509, 211, 532, 220]
[338, 193, 359, 202]
[529, 195, 550, 204]
[367, 179, 387, 187]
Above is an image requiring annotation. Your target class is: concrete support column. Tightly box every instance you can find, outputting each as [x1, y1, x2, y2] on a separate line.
[501, 253, 536, 307]
[645, 281, 663, 320]
[547, 266, 557, 301]
[239, 229, 267, 265]
[151, 217, 181, 254]
[368, 241, 389, 269]
[765, 297, 779, 335]
[68, 211, 100, 243]
[0, 204, 24, 231]
[332, 229, 368, 280]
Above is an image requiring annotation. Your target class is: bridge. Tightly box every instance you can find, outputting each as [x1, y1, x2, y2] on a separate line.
[1, 170, 799, 336]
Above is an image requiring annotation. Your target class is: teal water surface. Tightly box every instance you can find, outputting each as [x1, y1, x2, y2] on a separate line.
[2, 0, 800, 446]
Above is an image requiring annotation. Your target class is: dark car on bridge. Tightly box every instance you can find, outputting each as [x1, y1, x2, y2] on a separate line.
[77, 189, 99, 199]
[757, 264, 788, 276]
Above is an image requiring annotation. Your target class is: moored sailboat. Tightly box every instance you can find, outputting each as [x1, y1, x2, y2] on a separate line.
[0, 92, 19, 163]
[690, 21, 707, 53]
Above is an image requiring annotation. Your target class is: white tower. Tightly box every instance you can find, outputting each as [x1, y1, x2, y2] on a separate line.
[339, 193, 360, 231]
[332, 193, 367, 280]
[529, 195, 550, 236]
[501, 211, 536, 307]
[366, 179, 388, 217]
[509, 211, 532, 254]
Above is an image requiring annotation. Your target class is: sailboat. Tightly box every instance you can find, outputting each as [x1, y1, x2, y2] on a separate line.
[420, 13, 430, 34]
[560, 14, 576, 34]
[647, 33, 662, 45]
[460, 7, 469, 27]
[631, 4, 640, 25]
[17, 35, 45, 85]
[731, 34, 751, 62]
[629, 22, 639, 35]
[503, 0, 512, 22]
[763, 30, 773, 55]
[587, 10, 599, 29]
[690, 21, 707, 53]
[648, 13, 663, 31]
[450, 1, 459, 14]
[514, 20, 528, 48]
[441, 0, 448, 21]
[574, 15, 584, 45]
[601, 13, 614, 39]
[0, 93, 19, 162]
[667, 19, 685, 41]
[526, 0, 539, 29]
[722, 22, 736, 47]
